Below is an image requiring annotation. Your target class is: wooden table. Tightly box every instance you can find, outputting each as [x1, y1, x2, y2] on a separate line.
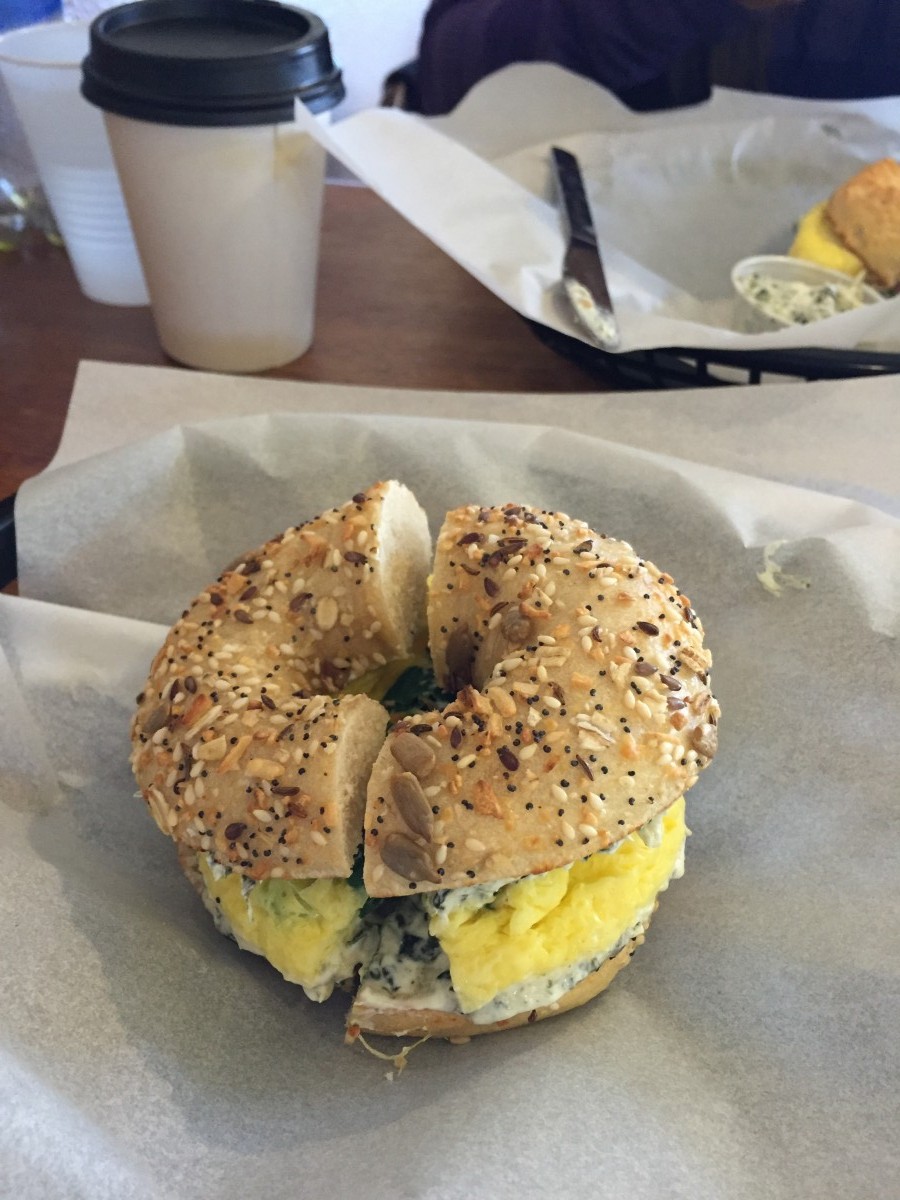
[0, 184, 604, 501]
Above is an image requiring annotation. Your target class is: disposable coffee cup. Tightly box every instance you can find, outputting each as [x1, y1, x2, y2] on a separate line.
[0, 19, 149, 306]
[82, 0, 344, 373]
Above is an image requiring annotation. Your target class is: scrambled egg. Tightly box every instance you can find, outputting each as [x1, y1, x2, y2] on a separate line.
[426, 798, 686, 1014]
[197, 859, 371, 1001]
[199, 799, 686, 1018]
[196, 643, 686, 1021]
[789, 200, 864, 277]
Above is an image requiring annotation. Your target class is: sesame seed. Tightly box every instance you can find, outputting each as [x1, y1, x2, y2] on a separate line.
[498, 656, 524, 672]
[316, 596, 339, 631]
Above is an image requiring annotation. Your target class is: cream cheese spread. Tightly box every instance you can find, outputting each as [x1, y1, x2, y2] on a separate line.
[736, 270, 868, 325]
[356, 902, 456, 1014]
[356, 839, 685, 1025]
[564, 277, 620, 348]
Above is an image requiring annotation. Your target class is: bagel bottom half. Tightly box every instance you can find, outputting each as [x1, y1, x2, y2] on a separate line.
[346, 928, 648, 1041]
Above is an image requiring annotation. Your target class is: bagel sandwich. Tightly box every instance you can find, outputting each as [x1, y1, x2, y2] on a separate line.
[131, 485, 719, 1041]
[789, 157, 900, 291]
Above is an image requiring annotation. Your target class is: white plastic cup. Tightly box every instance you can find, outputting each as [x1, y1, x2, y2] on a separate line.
[82, 1, 344, 373]
[0, 20, 148, 305]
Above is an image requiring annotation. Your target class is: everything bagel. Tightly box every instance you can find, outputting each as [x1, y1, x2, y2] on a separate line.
[130, 484, 719, 1040]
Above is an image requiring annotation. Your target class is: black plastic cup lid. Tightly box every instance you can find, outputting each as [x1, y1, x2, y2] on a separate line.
[82, 0, 344, 127]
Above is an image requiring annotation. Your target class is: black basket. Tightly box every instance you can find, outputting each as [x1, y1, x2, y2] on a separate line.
[0, 492, 16, 589]
[528, 320, 900, 389]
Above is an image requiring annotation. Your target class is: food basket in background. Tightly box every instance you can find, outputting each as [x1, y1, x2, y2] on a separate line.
[528, 321, 900, 389]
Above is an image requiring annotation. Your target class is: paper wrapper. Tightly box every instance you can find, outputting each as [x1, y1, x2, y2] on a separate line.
[299, 64, 900, 353]
[2, 362, 899, 1199]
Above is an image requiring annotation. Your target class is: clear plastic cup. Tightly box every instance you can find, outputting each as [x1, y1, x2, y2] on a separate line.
[0, 19, 148, 305]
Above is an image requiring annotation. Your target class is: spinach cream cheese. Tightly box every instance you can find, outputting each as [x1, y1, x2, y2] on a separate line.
[736, 269, 868, 326]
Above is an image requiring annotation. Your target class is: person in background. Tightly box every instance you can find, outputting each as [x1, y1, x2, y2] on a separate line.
[765, 0, 900, 99]
[412, 0, 899, 115]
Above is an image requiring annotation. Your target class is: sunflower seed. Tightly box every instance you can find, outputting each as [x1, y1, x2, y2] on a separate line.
[390, 773, 434, 840]
[691, 723, 718, 759]
[143, 704, 169, 737]
[500, 606, 533, 646]
[381, 832, 440, 883]
[391, 732, 436, 778]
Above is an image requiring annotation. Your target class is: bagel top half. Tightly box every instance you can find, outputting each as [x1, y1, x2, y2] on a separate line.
[131, 484, 718, 899]
[363, 501, 718, 896]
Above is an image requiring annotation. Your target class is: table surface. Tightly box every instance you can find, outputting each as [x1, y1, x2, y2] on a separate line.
[0, 183, 604, 501]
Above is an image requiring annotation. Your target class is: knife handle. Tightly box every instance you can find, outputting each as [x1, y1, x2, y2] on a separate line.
[551, 146, 596, 245]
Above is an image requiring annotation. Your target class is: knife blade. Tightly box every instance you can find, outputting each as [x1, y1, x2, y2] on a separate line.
[550, 146, 620, 350]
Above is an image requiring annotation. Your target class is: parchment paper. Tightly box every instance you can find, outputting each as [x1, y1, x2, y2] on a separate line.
[300, 64, 900, 353]
[2, 362, 898, 1199]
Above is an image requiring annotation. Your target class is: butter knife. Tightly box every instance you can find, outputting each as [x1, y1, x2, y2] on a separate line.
[551, 146, 620, 350]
